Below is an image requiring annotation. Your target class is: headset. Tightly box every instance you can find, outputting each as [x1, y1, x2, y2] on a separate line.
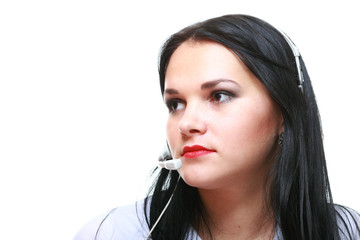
[145, 29, 304, 239]
[158, 158, 182, 170]
[157, 144, 182, 170]
[278, 29, 305, 93]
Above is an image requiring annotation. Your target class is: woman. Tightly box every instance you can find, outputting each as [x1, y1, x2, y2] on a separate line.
[74, 14, 360, 240]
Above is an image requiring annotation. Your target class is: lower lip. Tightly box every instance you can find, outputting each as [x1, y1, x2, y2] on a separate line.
[183, 150, 215, 159]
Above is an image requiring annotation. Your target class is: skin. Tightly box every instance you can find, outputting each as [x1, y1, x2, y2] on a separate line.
[164, 40, 283, 239]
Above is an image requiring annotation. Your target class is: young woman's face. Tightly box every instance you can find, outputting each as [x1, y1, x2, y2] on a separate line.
[164, 41, 283, 190]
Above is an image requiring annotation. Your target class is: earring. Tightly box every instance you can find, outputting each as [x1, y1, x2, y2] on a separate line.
[278, 132, 284, 146]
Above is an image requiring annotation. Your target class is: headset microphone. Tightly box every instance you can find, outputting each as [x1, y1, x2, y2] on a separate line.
[158, 158, 182, 170]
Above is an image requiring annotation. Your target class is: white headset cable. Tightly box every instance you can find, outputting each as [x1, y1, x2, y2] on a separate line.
[145, 175, 181, 240]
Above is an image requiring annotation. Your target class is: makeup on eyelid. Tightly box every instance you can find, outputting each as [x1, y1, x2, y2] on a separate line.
[164, 80, 241, 113]
[165, 89, 237, 114]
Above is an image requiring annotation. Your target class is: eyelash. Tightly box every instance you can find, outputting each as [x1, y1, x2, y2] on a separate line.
[209, 90, 235, 103]
[166, 99, 185, 114]
[165, 90, 235, 114]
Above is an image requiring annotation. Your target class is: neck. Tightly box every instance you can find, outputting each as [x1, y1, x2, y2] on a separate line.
[197, 178, 275, 240]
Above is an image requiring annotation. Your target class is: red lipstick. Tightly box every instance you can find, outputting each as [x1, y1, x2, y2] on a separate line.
[182, 145, 215, 159]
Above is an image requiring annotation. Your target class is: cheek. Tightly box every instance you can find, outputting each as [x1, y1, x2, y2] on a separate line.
[217, 105, 280, 160]
[166, 118, 178, 155]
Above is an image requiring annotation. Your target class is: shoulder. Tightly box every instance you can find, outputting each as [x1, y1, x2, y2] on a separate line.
[335, 205, 360, 239]
[73, 200, 150, 240]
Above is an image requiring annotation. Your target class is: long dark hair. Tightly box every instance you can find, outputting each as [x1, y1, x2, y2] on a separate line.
[143, 14, 355, 240]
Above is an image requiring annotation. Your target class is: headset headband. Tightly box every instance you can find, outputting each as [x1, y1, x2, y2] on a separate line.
[278, 30, 305, 93]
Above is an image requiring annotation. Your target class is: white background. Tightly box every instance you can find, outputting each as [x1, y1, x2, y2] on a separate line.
[0, 1, 359, 239]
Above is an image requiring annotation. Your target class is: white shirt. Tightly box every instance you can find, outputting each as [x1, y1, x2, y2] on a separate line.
[74, 200, 360, 240]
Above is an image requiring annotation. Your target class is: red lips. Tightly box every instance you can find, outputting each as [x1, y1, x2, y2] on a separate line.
[182, 145, 215, 159]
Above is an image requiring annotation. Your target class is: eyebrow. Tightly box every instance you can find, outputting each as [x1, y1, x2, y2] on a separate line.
[201, 79, 239, 90]
[164, 88, 179, 95]
[164, 79, 239, 95]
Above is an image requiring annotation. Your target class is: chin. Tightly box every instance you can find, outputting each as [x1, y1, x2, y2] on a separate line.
[179, 167, 222, 190]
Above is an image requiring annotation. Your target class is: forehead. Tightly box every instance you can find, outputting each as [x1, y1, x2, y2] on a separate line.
[164, 40, 259, 89]
[166, 40, 240, 76]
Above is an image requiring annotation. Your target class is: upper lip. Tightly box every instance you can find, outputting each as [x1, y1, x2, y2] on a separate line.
[182, 145, 215, 155]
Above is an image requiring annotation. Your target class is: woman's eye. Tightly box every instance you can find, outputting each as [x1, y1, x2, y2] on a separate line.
[210, 91, 234, 103]
[166, 100, 185, 113]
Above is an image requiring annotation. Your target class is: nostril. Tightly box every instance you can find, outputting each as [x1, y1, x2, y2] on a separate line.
[189, 129, 201, 134]
[178, 121, 207, 136]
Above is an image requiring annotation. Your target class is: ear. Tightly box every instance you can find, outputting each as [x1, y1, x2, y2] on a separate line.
[279, 113, 284, 134]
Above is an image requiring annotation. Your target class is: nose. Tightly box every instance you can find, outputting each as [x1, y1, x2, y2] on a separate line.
[178, 102, 207, 136]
